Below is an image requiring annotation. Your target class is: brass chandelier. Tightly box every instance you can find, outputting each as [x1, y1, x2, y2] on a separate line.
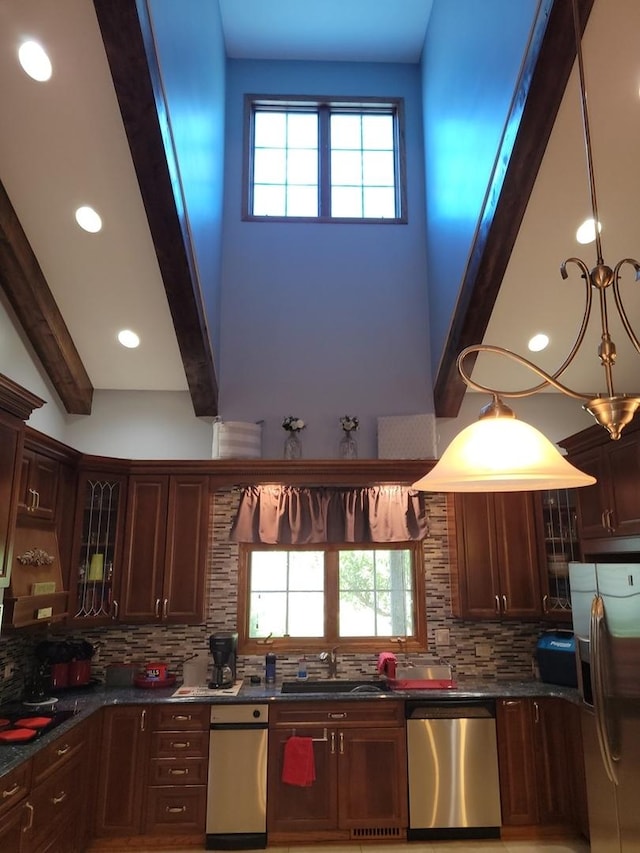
[414, 0, 640, 493]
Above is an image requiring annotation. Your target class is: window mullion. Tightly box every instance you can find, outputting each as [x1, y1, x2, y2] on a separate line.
[325, 550, 339, 643]
[318, 105, 331, 218]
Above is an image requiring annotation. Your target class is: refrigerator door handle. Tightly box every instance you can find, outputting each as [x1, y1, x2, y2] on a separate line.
[590, 594, 619, 785]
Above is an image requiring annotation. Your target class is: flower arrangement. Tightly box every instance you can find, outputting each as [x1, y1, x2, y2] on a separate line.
[340, 415, 359, 433]
[282, 416, 306, 432]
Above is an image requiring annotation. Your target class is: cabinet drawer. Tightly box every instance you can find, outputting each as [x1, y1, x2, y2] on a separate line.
[152, 704, 209, 731]
[0, 759, 31, 818]
[270, 700, 405, 728]
[149, 757, 208, 786]
[32, 719, 85, 785]
[151, 729, 209, 758]
[144, 785, 206, 834]
[29, 754, 81, 850]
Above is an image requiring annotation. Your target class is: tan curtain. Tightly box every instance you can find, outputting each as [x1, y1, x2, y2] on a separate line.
[229, 485, 428, 544]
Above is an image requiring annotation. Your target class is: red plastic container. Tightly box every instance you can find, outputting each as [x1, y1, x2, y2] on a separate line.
[144, 662, 168, 681]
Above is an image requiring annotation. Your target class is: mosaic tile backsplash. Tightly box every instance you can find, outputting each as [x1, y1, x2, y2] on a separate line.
[0, 491, 546, 703]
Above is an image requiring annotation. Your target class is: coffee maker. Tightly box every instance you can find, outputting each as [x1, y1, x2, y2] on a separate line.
[209, 631, 238, 688]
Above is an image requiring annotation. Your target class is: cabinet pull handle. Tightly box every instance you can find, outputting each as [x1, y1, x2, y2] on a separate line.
[542, 594, 548, 614]
[2, 782, 19, 799]
[56, 744, 70, 756]
[163, 598, 169, 619]
[504, 700, 520, 706]
[172, 741, 190, 749]
[495, 595, 500, 613]
[173, 714, 191, 721]
[155, 598, 161, 617]
[502, 594, 507, 612]
[330, 731, 336, 754]
[166, 805, 187, 814]
[339, 731, 344, 754]
[52, 791, 67, 805]
[328, 712, 347, 720]
[28, 488, 35, 511]
[533, 701, 540, 724]
[141, 709, 146, 732]
[23, 802, 34, 832]
[169, 768, 188, 776]
[34, 490, 40, 509]
[111, 600, 119, 619]
[607, 509, 616, 533]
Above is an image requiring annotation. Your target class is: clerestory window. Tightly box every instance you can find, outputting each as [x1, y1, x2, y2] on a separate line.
[243, 96, 407, 223]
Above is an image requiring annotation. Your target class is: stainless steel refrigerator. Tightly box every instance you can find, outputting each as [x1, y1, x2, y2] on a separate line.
[569, 561, 640, 853]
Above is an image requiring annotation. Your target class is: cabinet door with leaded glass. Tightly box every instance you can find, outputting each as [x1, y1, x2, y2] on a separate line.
[68, 469, 128, 625]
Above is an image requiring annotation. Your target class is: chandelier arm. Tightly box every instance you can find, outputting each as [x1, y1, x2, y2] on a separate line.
[557, 255, 595, 377]
[611, 258, 640, 354]
[457, 344, 594, 402]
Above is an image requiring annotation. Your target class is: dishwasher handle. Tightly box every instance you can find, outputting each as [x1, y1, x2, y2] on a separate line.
[406, 699, 495, 719]
[210, 722, 269, 731]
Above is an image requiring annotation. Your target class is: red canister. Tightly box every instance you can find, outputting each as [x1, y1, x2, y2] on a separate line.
[69, 659, 91, 686]
[50, 662, 70, 689]
[144, 662, 168, 681]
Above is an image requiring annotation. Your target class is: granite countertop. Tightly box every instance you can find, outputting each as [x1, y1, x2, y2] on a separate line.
[0, 677, 581, 779]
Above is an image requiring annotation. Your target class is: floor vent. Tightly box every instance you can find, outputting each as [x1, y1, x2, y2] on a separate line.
[350, 826, 402, 840]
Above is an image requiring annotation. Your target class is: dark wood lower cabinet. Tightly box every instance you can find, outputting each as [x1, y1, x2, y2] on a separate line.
[267, 700, 407, 843]
[497, 697, 588, 837]
[94, 704, 208, 842]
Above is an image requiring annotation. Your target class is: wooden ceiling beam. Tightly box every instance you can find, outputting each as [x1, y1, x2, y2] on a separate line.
[0, 180, 94, 415]
[434, 0, 595, 418]
[93, 0, 219, 417]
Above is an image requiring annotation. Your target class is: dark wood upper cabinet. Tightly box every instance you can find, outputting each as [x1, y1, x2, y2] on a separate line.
[454, 491, 543, 620]
[120, 474, 209, 624]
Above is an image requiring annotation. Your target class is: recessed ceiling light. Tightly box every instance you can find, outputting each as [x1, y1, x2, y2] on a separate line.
[75, 206, 102, 233]
[576, 217, 601, 245]
[528, 333, 549, 352]
[117, 329, 140, 349]
[18, 40, 52, 82]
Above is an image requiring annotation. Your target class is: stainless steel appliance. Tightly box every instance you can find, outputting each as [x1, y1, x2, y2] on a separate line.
[569, 561, 640, 853]
[208, 631, 238, 689]
[405, 699, 501, 839]
[206, 703, 268, 850]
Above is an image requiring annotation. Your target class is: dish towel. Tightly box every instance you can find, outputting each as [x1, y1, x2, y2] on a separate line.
[282, 736, 316, 787]
[376, 652, 396, 675]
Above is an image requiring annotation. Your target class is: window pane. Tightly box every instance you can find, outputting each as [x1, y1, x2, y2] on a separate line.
[253, 185, 285, 216]
[331, 186, 362, 218]
[338, 549, 413, 636]
[286, 185, 318, 217]
[254, 112, 286, 147]
[362, 151, 395, 186]
[289, 551, 323, 590]
[287, 113, 318, 148]
[362, 114, 393, 150]
[331, 114, 362, 149]
[254, 148, 286, 184]
[287, 149, 318, 185]
[248, 551, 324, 638]
[331, 150, 362, 186]
[363, 187, 396, 219]
[289, 592, 324, 635]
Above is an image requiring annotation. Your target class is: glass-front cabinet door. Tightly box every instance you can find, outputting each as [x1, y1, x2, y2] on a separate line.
[540, 488, 580, 622]
[69, 470, 127, 624]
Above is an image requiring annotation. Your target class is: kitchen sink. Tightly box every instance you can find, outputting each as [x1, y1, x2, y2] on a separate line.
[280, 679, 391, 694]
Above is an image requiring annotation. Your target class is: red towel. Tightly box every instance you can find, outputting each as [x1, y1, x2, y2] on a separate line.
[377, 652, 396, 676]
[282, 736, 316, 787]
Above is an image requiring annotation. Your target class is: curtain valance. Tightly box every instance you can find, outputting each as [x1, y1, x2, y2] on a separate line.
[229, 485, 428, 544]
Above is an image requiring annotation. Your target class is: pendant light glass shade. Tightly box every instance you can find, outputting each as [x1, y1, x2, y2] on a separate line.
[412, 411, 596, 492]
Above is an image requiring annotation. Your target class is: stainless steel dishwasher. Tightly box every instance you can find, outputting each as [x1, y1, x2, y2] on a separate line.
[406, 699, 502, 839]
[206, 703, 269, 850]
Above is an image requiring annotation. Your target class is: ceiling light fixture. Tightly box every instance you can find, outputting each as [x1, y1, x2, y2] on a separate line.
[18, 40, 52, 82]
[117, 330, 140, 349]
[75, 206, 102, 233]
[414, 0, 640, 493]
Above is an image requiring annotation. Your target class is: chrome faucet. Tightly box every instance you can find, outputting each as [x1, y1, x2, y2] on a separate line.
[320, 647, 339, 679]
